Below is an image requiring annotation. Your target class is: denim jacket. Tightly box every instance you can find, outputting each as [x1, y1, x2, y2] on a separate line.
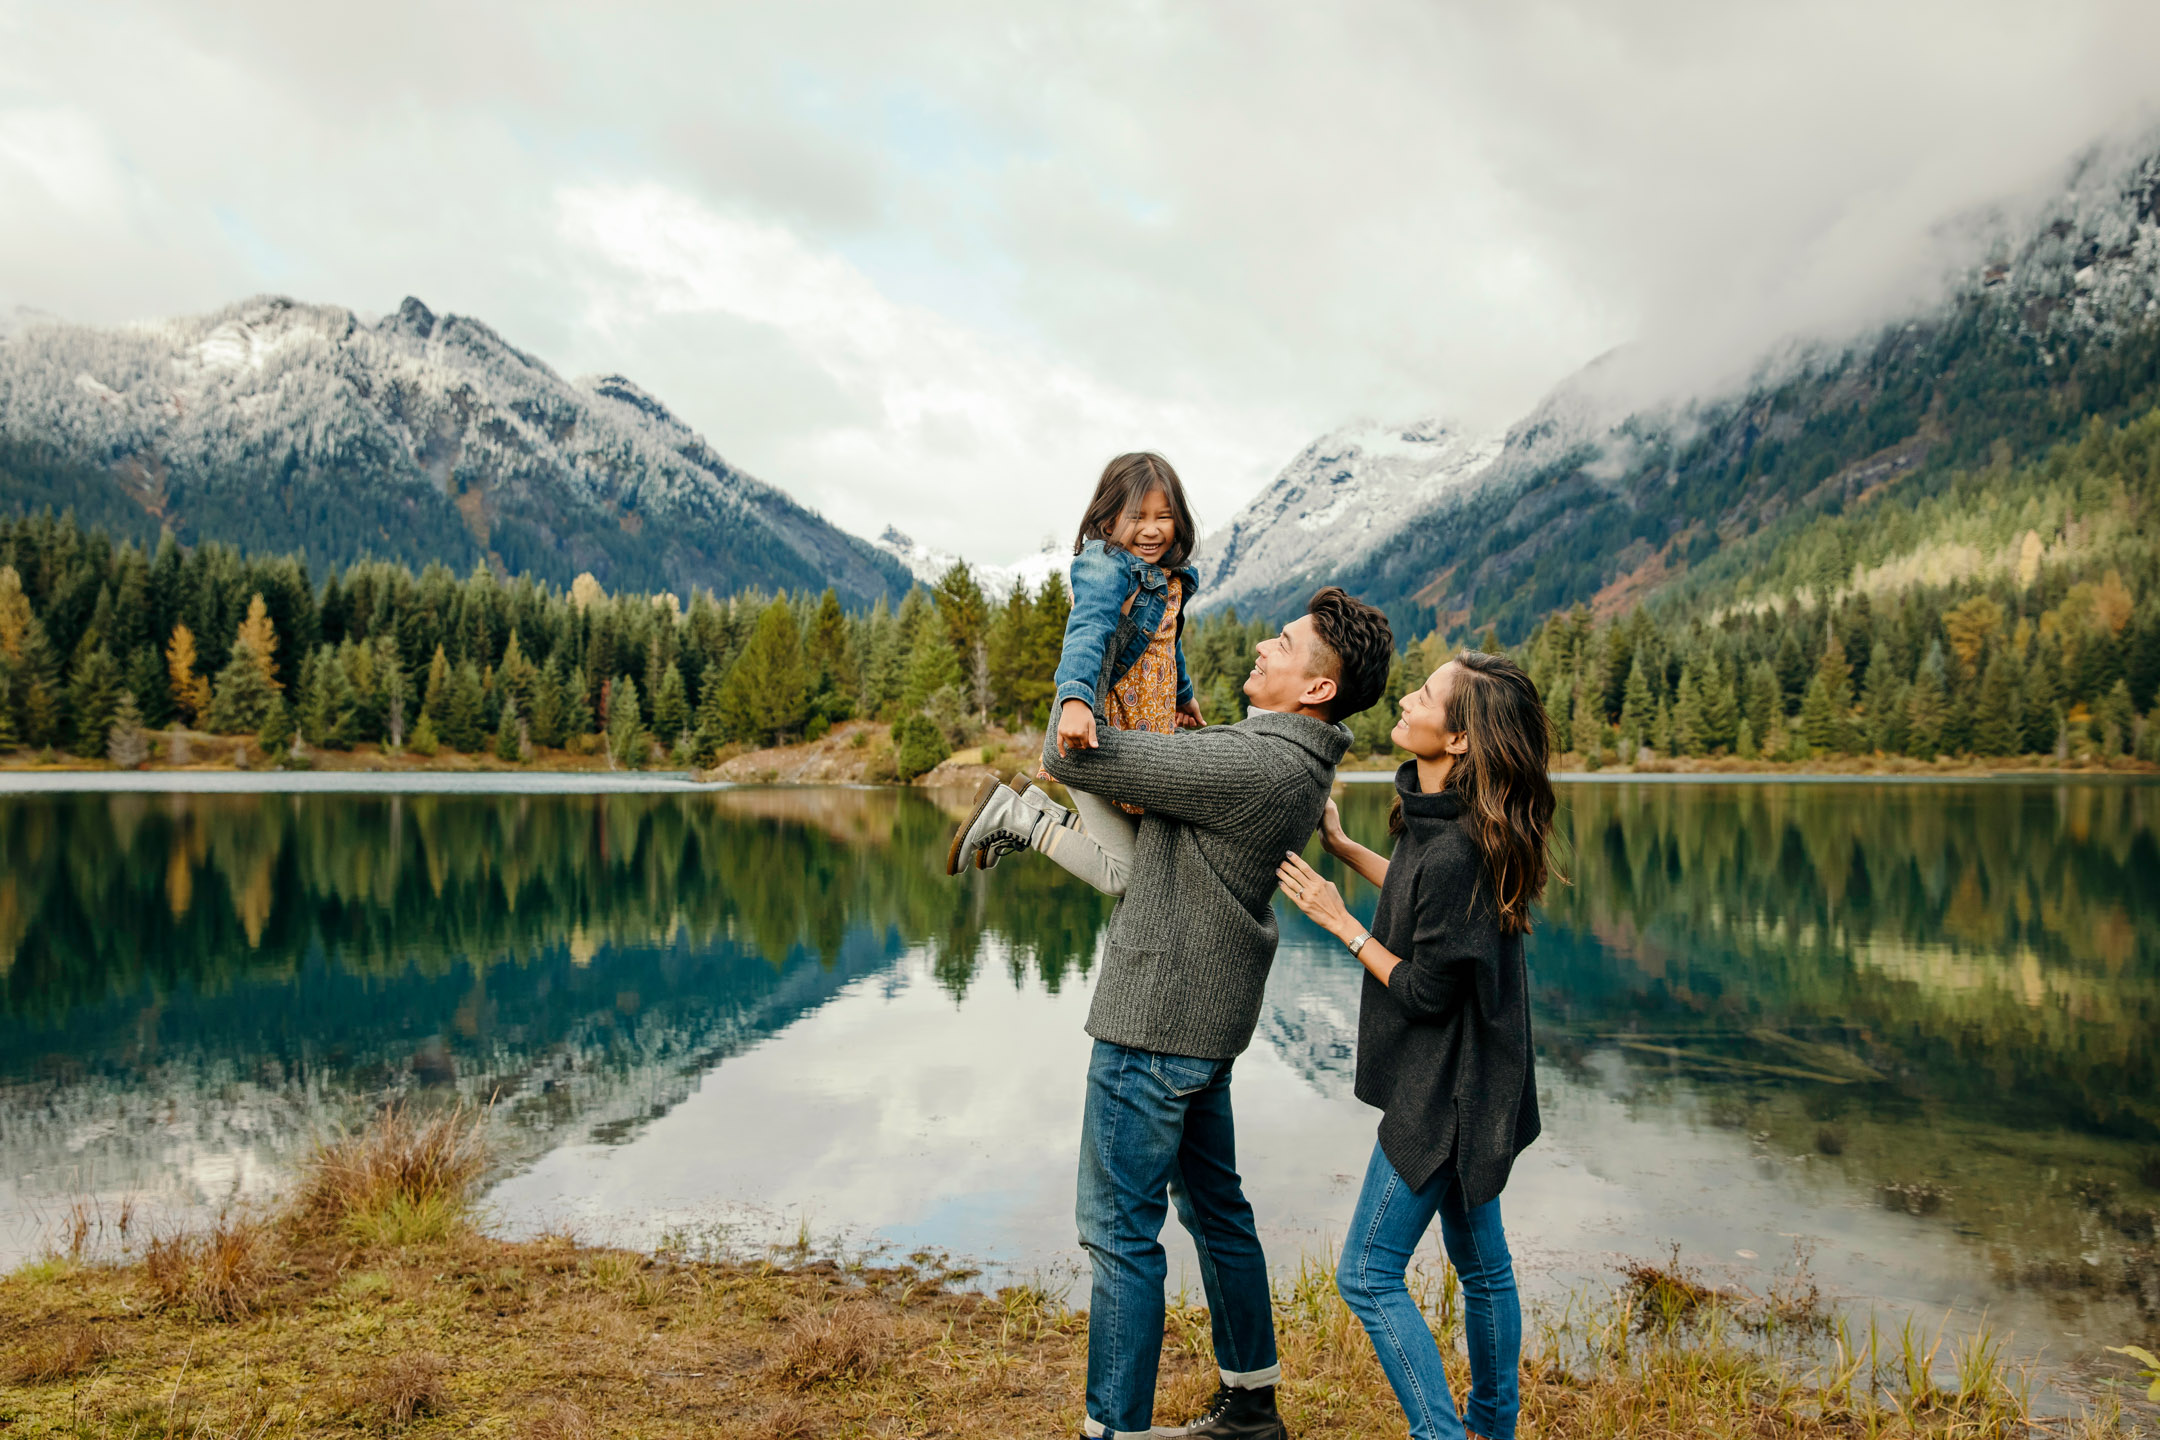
[1053, 539, 1201, 714]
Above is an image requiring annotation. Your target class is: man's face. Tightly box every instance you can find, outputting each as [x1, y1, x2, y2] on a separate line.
[1242, 615, 1335, 714]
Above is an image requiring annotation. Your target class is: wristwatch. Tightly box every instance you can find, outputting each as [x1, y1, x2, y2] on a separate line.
[1345, 929, 1371, 958]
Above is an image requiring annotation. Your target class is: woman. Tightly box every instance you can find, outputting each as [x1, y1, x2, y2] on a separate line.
[1277, 650, 1555, 1440]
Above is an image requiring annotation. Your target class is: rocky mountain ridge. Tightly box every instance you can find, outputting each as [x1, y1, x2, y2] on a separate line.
[0, 294, 912, 606]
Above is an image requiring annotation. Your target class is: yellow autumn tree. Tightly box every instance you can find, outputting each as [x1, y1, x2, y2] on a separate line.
[233, 594, 282, 693]
[0, 565, 30, 663]
[165, 623, 215, 724]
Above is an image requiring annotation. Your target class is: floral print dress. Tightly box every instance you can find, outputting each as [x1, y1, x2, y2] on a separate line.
[1041, 578, 1184, 814]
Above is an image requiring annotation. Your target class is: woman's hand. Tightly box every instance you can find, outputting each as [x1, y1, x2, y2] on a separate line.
[1055, 698, 1100, 756]
[1277, 850, 1356, 942]
[1175, 698, 1205, 730]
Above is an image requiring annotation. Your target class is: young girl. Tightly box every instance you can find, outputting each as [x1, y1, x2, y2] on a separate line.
[944, 451, 1202, 892]
[1276, 651, 1555, 1440]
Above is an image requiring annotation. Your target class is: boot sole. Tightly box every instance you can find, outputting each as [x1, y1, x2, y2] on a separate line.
[945, 775, 1005, 876]
[976, 771, 1038, 870]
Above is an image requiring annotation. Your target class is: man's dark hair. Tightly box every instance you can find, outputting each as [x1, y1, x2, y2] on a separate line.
[1304, 587, 1394, 722]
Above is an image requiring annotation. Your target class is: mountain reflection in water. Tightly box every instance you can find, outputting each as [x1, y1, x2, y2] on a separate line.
[0, 780, 2154, 1374]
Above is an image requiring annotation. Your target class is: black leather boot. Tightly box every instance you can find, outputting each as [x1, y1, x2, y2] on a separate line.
[1170, 1382, 1287, 1439]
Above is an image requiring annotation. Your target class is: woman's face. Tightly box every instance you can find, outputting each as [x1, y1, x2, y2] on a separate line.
[1391, 661, 1469, 761]
[1113, 488, 1177, 566]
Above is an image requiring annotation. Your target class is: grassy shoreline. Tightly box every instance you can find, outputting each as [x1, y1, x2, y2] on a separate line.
[3, 1112, 2150, 1438]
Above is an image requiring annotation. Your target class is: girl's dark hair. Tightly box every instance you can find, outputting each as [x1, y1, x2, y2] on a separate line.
[1389, 650, 1559, 936]
[1074, 452, 1197, 570]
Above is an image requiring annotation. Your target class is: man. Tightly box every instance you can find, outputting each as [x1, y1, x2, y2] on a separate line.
[963, 587, 1394, 1440]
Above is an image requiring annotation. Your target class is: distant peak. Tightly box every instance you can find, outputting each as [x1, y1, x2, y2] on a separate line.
[383, 296, 437, 341]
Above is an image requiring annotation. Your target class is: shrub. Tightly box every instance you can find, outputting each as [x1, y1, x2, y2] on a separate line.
[891, 714, 949, 781]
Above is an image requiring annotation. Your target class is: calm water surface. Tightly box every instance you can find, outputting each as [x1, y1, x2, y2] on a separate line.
[1, 778, 2155, 1390]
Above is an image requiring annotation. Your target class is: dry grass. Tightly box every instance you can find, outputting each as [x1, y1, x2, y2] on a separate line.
[293, 1104, 486, 1245]
[142, 1215, 274, 1321]
[3, 1322, 116, 1385]
[0, 1109, 2149, 1438]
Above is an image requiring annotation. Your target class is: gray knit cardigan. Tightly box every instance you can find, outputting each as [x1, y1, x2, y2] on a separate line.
[1041, 709, 1351, 1059]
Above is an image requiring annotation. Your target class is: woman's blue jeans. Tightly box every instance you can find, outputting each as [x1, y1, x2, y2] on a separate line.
[1336, 1141, 1521, 1440]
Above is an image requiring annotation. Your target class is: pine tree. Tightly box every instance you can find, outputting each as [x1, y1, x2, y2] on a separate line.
[1744, 660, 1780, 741]
[66, 644, 122, 757]
[127, 644, 171, 727]
[494, 695, 524, 762]
[1701, 655, 1738, 753]
[933, 562, 989, 673]
[1671, 665, 1707, 756]
[1906, 642, 1949, 758]
[106, 690, 149, 768]
[530, 657, 567, 748]
[652, 662, 690, 744]
[606, 674, 645, 769]
[805, 588, 855, 696]
[1972, 651, 2021, 755]
[2095, 678, 2136, 757]
[1773, 628, 1808, 716]
[716, 599, 808, 746]
[421, 643, 452, 723]
[1617, 655, 1653, 757]
[165, 623, 213, 725]
[498, 630, 538, 711]
[2021, 636, 2062, 754]
[564, 665, 595, 740]
[1734, 715, 1758, 760]
[206, 639, 280, 735]
[443, 661, 488, 752]
[1800, 630, 1854, 753]
[258, 696, 295, 757]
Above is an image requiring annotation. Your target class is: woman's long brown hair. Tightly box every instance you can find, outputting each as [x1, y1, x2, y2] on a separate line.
[1073, 452, 1197, 570]
[1392, 650, 1559, 935]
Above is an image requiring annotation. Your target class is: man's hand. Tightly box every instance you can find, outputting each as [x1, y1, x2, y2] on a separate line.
[1056, 698, 1100, 756]
[1318, 798, 1348, 856]
[1175, 698, 1205, 730]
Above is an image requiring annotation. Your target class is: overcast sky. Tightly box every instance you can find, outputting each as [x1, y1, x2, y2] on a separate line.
[3, 1, 2158, 563]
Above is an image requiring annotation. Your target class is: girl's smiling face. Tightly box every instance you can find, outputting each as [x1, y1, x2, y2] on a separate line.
[1113, 489, 1177, 565]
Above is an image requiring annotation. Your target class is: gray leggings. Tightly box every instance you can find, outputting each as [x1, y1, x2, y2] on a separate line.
[1038, 785, 1138, 897]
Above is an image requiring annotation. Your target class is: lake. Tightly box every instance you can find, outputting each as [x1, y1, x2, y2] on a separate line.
[1, 776, 2154, 1392]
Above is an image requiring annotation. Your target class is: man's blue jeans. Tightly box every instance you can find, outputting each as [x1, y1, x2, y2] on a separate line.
[1336, 1141, 1521, 1440]
[1077, 1039, 1280, 1439]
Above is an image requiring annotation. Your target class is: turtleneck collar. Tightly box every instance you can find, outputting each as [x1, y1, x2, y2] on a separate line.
[1394, 759, 1464, 834]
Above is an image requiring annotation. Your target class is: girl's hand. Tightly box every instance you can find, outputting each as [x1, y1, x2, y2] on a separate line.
[1175, 698, 1205, 730]
[1056, 699, 1100, 756]
[1277, 850, 1354, 940]
[1318, 798, 1347, 855]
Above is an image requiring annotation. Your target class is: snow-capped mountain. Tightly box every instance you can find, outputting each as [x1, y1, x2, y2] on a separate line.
[0, 295, 911, 605]
[1215, 131, 2160, 632]
[874, 525, 1071, 599]
[1196, 419, 1504, 617]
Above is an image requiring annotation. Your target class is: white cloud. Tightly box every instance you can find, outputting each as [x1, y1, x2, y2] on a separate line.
[1, 0, 2158, 563]
[555, 183, 1301, 558]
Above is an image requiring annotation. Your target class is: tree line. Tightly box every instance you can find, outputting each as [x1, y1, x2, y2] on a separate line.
[1, 402, 2155, 774]
[1511, 407, 2160, 766]
[0, 510, 1288, 777]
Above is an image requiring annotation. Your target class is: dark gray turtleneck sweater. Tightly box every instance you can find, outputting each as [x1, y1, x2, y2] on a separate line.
[1355, 761, 1541, 1207]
